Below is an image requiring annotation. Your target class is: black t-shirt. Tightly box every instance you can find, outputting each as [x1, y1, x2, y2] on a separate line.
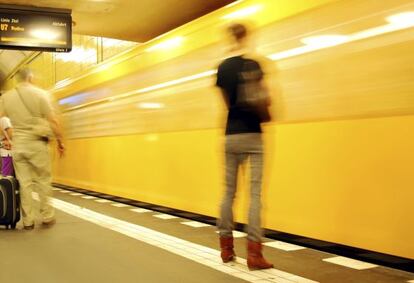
[216, 56, 263, 135]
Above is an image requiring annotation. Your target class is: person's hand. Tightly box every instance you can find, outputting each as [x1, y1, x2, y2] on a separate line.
[3, 139, 11, 150]
[57, 139, 65, 158]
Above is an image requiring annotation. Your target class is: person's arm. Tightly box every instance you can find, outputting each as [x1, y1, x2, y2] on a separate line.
[0, 117, 12, 150]
[39, 92, 65, 157]
[3, 127, 12, 150]
[216, 63, 230, 108]
[220, 89, 230, 108]
[5, 127, 12, 139]
[0, 98, 6, 118]
[47, 111, 65, 157]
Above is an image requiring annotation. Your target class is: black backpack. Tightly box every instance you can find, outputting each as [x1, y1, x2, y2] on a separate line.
[236, 58, 271, 122]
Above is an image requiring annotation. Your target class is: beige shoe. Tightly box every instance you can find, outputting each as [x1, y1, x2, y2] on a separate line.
[42, 219, 56, 228]
[23, 224, 35, 230]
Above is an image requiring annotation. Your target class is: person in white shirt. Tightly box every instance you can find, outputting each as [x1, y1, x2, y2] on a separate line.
[0, 68, 65, 230]
[0, 116, 14, 176]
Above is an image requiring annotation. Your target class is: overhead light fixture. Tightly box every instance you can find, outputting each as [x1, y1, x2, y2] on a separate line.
[222, 5, 262, 20]
[146, 37, 183, 52]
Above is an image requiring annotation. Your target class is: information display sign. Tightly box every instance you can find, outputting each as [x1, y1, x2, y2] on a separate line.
[0, 5, 72, 52]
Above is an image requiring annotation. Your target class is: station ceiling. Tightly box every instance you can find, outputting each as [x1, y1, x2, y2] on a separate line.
[0, 0, 235, 85]
[0, 0, 235, 42]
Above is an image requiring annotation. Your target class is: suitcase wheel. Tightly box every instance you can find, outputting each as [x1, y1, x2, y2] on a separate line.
[5, 224, 17, 230]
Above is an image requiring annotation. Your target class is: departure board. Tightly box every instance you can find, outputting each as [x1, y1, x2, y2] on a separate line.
[0, 5, 72, 52]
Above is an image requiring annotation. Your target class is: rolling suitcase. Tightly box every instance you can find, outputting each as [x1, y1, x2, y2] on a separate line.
[0, 176, 20, 229]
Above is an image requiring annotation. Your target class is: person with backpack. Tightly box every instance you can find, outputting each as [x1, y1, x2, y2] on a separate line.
[216, 23, 273, 270]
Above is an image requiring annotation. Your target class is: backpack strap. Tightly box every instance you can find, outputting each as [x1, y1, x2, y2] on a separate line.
[15, 87, 38, 118]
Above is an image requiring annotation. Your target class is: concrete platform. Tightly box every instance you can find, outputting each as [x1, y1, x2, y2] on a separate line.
[0, 188, 412, 283]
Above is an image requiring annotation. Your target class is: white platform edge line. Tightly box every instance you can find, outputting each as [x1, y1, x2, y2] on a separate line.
[42, 194, 318, 283]
[181, 221, 211, 228]
[111, 203, 131, 208]
[323, 256, 378, 270]
[94, 199, 113, 203]
[130, 208, 151, 213]
[263, 241, 306, 251]
[153, 214, 178, 219]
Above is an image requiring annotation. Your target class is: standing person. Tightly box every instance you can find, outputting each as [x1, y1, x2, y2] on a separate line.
[0, 116, 14, 176]
[0, 67, 65, 230]
[216, 23, 273, 270]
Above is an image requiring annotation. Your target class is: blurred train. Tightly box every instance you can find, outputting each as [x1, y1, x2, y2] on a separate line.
[51, 0, 414, 259]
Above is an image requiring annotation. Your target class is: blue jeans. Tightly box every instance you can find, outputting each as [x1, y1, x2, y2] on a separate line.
[218, 133, 263, 242]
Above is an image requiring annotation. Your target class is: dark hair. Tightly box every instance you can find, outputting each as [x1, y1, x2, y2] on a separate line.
[228, 23, 247, 42]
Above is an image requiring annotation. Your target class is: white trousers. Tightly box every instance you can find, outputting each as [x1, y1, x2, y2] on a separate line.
[12, 138, 55, 226]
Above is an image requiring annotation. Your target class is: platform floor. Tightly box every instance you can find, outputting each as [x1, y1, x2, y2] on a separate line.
[0, 188, 413, 283]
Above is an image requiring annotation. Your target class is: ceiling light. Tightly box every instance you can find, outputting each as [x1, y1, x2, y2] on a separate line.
[386, 11, 414, 27]
[222, 5, 262, 20]
[146, 37, 183, 52]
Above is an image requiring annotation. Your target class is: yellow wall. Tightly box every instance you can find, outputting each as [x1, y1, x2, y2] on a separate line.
[53, 115, 414, 259]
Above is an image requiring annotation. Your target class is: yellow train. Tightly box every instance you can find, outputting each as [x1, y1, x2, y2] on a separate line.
[52, 0, 414, 259]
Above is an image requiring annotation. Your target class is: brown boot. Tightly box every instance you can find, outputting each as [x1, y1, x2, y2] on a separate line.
[247, 240, 274, 270]
[220, 236, 236, 263]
